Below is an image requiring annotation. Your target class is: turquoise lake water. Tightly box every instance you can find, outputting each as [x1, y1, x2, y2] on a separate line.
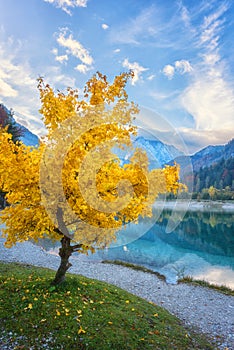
[38, 206, 234, 288]
[80, 208, 234, 288]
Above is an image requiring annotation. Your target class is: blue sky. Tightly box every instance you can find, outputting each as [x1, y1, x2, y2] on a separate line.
[0, 0, 233, 153]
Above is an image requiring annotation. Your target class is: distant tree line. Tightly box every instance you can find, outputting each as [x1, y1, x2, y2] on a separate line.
[165, 156, 234, 201]
[193, 157, 234, 191]
[192, 157, 234, 200]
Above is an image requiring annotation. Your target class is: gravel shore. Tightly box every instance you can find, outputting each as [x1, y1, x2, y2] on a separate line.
[0, 237, 233, 349]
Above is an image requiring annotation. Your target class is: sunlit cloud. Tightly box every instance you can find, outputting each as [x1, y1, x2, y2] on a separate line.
[52, 46, 69, 63]
[44, 0, 88, 15]
[175, 60, 193, 74]
[55, 54, 69, 63]
[162, 64, 175, 79]
[75, 63, 90, 74]
[101, 23, 109, 30]
[0, 36, 42, 131]
[0, 75, 18, 97]
[181, 74, 234, 131]
[163, 60, 192, 79]
[122, 58, 148, 85]
[177, 127, 234, 153]
[199, 2, 228, 50]
[57, 28, 93, 66]
[44, 65, 76, 87]
[0, 34, 77, 137]
[180, 3, 234, 134]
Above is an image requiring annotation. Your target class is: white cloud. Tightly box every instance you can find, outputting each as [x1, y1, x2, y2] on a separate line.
[44, 0, 88, 15]
[163, 60, 192, 79]
[202, 53, 220, 66]
[55, 54, 68, 63]
[147, 74, 155, 81]
[43, 65, 76, 88]
[179, 2, 191, 28]
[122, 59, 148, 85]
[75, 63, 90, 74]
[0, 38, 44, 134]
[0, 42, 36, 95]
[114, 49, 120, 53]
[199, 3, 228, 51]
[150, 90, 180, 101]
[102, 23, 109, 30]
[175, 60, 193, 74]
[0, 78, 18, 97]
[162, 65, 175, 79]
[177, 127, 234, 154]
[57, 29, 93, 66]
[0, 34, 77, 137]
[52, 48, 68, 63]
[181, 73, 234, 131]
[179, 2, 234, 137]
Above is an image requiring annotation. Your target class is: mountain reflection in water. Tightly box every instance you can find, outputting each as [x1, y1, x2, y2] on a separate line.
[42, 208, 234, 289]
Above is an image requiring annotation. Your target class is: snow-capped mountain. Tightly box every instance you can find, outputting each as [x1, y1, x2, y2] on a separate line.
[133, 136, 184, 167]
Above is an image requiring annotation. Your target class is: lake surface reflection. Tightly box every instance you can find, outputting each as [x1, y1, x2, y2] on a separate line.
[41, 207, 234, 288]
[88, 209, 234, 288]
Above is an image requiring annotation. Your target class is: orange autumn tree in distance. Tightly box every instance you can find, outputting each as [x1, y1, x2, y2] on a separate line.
[0, 72, 182, 285]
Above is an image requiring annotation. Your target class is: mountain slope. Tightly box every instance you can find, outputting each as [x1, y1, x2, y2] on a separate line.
[172, 139, 234, 172]
[16, 122, 39, 146]
[133, 136, 184, 167]
[0, 104, 39, 146]
[191, 139, 234, 172]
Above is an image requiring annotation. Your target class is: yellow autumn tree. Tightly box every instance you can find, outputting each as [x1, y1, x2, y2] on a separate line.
[0, 72, 182, 285]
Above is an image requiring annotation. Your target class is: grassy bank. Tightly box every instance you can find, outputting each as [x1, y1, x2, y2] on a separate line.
[103, 259, 234, 296]
[0, 262, 215, 349]
[178, 276, 234, 296]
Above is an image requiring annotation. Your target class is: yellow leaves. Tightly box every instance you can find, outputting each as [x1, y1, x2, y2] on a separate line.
[0, 72, 183, 255]
[37, 77, 79, 137]
[163, 163, 186, 194]
[78, 326, 86, 334]
[24, 303, 33, 310]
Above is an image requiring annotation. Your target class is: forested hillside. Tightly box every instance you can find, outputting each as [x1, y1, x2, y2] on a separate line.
[193, 156, 234, 192]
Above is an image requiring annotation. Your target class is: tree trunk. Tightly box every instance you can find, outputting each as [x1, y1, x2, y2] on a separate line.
[51, 235, 73, 285]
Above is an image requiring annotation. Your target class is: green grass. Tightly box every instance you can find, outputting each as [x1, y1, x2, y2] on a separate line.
[0, 262, 215, 350]
[178, 276, 234, 296]
[102, 260, 166, 280]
